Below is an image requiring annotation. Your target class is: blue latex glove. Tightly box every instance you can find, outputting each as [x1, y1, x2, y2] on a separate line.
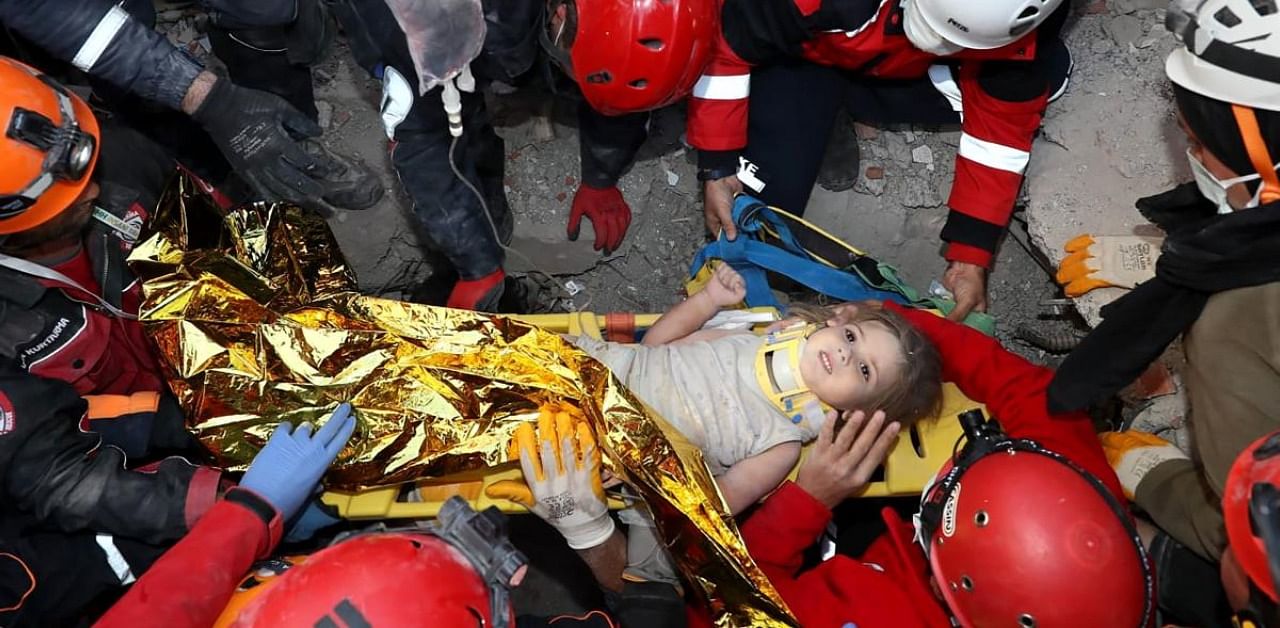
[284, 500, 342, 543]
[241, 404, 357, 521]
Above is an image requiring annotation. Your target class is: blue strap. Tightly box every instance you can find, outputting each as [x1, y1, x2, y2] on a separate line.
[732, 197, 808, 256]
[690, 194, 997, 334]
[689, 233, 778, 308]
[691, 234, 911, 310]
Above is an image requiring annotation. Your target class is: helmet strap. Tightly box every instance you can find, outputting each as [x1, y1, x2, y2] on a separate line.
[1232, 104, 1280, 205]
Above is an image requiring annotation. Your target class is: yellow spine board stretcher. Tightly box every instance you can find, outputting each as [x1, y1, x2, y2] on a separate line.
[322, 309, 977, 519]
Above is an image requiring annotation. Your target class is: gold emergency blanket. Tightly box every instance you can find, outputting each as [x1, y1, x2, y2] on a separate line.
[131, 174, 795, 627]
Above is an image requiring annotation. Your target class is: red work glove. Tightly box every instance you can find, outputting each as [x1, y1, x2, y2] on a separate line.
[567, 184, 631, 255]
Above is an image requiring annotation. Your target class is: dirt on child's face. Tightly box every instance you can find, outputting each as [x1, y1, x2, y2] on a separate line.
[799, 319, 903, 411]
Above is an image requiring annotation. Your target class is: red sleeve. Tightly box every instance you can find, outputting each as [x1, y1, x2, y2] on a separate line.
[95, 489, 283, 628]
[941, 62, 1049, 269]
[740, 481, 831, 577]
[685, 22, 754, 151]
[741, 484, 942, 628]
[184, 465, 220, 527]
[886, 304, 1125, 503]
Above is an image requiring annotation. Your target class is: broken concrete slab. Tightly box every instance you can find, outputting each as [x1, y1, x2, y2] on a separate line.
[312, 47, 424, 295]
[1025, 13, 1183, 325]
[911, 145, 934, 166]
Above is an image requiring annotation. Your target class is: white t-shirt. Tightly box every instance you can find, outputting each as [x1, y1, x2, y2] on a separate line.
[572, 333, 817, 475]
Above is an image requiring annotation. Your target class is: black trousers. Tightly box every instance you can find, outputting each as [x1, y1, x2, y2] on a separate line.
[742, 38, 1071, 217]
[743, 61, 957, 216]
[203, 0, 321, 119]
[0, 521, 166, 627]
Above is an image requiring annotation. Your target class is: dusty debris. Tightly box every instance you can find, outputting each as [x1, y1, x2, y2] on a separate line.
[900, 179, 942, 208]
[316, 100, 334, 130]
[1112, 0, 1167, 14]
[530, 100, 557, 142]
[1105, 15, 1146, 47]
[911, 145, 934, 166]
[1026, 11, 1180, 326]
[1128, 362, 1179, 400]
[142, 25, 1081, 364]
[854, 169, 887, 196]
[884, 132, 911, 165]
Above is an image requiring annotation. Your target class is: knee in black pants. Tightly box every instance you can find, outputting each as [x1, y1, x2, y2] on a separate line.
[1151, 531, 1233, 627]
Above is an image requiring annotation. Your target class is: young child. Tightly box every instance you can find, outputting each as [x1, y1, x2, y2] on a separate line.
[571, 263, 942, 514]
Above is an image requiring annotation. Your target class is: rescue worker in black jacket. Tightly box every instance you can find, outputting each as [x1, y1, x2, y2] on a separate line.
[0, 366, 223, 626]
[164, 0, 654, 311]
[0, 0, 378, 211]
[316, 0, 653, 310]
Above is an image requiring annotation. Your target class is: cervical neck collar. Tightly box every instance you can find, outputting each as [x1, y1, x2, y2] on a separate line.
[756, 322, 832, 429]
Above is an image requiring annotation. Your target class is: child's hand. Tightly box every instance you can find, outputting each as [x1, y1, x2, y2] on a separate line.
[795, 409, 899, 509]
[831, 300, 883, 323]
[703, 263, 746, 308]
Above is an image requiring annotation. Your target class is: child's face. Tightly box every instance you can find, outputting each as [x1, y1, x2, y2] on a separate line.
[799, 319, 904, 411]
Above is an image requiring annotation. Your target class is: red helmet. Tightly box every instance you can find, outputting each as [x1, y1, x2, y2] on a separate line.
[230, 498, 527, 627]
[917, 411, 1154, 628]
[1224, 430, 1280, 602]
[545, 0, 719, 115]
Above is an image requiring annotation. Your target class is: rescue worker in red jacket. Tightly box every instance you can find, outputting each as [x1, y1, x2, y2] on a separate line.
[559, 0, 1072, 322]
[692, 302, 1155, 627]
[97, 404, 356, 627]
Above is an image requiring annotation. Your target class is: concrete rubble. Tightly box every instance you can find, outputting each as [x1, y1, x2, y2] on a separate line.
[1026, 7, 1181, 327]
[153, 5, 1195, 391]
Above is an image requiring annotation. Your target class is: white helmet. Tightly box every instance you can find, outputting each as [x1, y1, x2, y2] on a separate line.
[911, 0, 1064, 50]
[1165, 0, 1280, 111]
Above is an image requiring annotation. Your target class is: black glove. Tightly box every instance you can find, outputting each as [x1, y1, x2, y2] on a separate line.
[191, 77, 325, 204]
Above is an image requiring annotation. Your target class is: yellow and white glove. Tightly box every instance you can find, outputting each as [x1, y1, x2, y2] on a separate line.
[1056, 234, 1164, 297]
[1100, 430, 1189, 500]
[486, 407, 614, 550]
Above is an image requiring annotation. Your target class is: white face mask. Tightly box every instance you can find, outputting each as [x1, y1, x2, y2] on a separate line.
[901, 0, 964, 56]
[1185, 148, 1278, 214]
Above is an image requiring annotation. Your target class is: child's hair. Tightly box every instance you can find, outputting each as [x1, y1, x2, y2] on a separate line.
[787, 302, 944, 426]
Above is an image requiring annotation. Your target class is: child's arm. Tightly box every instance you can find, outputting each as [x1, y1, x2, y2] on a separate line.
[716, 441, 802, 515]
[643, 263, 745, 346]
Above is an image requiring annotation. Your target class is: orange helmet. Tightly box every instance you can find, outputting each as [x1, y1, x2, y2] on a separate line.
[1225, 430, 1280, 602]
[917, 411, 1155, 628]
[0, 57, 99, 235]
[230, 498, 526, 628]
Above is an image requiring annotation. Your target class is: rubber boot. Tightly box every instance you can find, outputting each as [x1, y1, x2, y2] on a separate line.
[300, 139, 385, 210]
[815, 109, 861, 193]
